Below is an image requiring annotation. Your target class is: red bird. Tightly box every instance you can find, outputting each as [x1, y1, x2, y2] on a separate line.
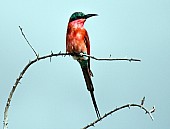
[66, 12, 100, 119]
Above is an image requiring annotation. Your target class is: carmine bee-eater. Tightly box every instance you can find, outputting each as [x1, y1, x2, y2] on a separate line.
[66, 12, 100, 119]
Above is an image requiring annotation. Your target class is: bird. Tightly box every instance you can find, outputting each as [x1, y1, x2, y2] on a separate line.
[66, 12, 100, 119]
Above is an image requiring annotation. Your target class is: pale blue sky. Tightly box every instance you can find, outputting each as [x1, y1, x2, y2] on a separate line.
[0, 0, 170, 129]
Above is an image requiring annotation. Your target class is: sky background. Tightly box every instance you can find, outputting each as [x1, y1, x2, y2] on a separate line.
[0, 0, 170, 129]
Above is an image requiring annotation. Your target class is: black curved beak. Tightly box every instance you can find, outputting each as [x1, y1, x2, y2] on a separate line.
[85, 14, 98, 19]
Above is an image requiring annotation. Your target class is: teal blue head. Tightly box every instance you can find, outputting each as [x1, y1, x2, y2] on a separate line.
[69, 12, 98, 22]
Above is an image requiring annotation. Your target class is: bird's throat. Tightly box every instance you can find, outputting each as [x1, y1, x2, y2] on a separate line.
[69, 19, 86, 28]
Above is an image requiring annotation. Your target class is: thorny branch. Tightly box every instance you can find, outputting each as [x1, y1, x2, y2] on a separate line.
[3, 26, 144, 129]
[82, 99, 155, 129]
[3, 52, 141, 129]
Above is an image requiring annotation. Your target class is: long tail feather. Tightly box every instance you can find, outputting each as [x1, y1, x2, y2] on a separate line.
[81, 67, 101, 119]
[90, 90, 101, 119]
[81, 67, 94, 91]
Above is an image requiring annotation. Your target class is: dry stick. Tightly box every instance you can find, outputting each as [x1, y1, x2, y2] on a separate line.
[3, 52, 141, 129]
[19, 26, 39, 58]
[82, 103, 155, 129]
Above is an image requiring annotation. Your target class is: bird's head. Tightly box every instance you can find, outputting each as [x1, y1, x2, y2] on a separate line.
[69, 12, 98, 23]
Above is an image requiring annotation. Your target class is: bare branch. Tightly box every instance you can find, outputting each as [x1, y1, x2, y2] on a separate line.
[80, 53, 141, 62]
[19, 26, 39, 58]
[71, 53, 141, 62]
[82, 102, 155, 129]
[3, 52, 141, 129]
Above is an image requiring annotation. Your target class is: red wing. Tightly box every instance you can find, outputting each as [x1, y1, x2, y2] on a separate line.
[84, 30, 90, 55]
[84, 30, 93, 76]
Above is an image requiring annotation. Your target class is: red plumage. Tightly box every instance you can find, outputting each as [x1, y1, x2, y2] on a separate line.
[66, 13, 100, 119]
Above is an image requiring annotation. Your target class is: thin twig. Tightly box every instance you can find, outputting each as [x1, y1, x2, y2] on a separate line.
[19, 26, 39, 58]
[82, 103, 155, 129]
[81, 53, 141, 62]
[3, 52, 141, 129]
[70, 53, 141, 62]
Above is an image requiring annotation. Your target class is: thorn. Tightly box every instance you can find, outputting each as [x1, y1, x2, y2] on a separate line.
[51, 50, 53, 55]
[145, 110, 149, 114]
[109, 54, 111, 58]
[150, 106, 155, 113]
[104, 113, 107, 117]
[141, 96, 145, 106]
[128, 104, 131, 109]
[19, 26, 22, 31]
[129, 58, 132, 62]
[50, 56, 52, 62]
[92, 123, 95, 127]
